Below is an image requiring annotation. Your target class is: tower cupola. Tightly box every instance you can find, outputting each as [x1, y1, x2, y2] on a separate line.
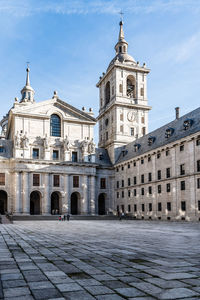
[20, 66, 35, 103]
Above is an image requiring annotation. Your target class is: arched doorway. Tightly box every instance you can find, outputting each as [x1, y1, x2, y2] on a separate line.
[98, 193, 106, 215]
[30, 191, 41, 215]
[51, 192, 61, 214]
[0, 190, 7, 215]
[71, 192, 80, 215]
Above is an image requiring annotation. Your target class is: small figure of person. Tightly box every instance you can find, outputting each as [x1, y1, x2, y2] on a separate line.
[58, 215, 61, 221]
[119, 212, 122, 221]
[67, 214, 70, 221]
[63, 214, 66, 221]
[61, 215, 64, 221]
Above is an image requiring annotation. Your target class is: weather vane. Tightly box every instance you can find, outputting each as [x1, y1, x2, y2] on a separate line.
[26, 61, 30, 68]
[119, 10, 124, 22]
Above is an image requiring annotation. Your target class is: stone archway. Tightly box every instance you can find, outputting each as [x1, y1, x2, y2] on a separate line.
[98, 193, 106, 215]
[70, 192, 80, 215]
[0, 190, 7, 215]
[30, 191, 41, 215]
[51, 192, 61, 215]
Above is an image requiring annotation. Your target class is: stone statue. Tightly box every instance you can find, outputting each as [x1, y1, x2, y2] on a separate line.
[88, 138, 95, 154]
[21, 132, 29, 148]
[81, 139, 88, 154]
[64, 135, 70, 151]
[14, 131, 20, 147]
[43, 134, 50, 149]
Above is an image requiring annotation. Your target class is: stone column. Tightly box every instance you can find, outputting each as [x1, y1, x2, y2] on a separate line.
[14, 172, 22, 214]
[43, 173, 50, 214]
[64, 151, 70, 161]
[22, 172, 30, 214]
[90, 175, 96, 215]
[82, 175, 88, 214]
[67, 175, 71, 213]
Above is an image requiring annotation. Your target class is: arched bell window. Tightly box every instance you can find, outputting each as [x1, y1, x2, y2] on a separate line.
[127, 76, 136, 98]
[105, 81, 110, 104]
[50, 114, 61, 137]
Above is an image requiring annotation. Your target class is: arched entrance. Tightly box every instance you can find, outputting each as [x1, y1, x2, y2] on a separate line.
[0, 190, 7, 215]
[30, 191, 41, 215]
[98, 193, 106, 215]
[51, 192, 61, 214]
[71, 192, 80, 215]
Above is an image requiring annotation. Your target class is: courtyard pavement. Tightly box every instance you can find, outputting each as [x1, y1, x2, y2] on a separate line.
[0, 220, 200, 300]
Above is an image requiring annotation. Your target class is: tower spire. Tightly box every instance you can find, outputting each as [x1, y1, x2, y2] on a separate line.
[20, 63, 35, 103]
[26, 62, 30, 86]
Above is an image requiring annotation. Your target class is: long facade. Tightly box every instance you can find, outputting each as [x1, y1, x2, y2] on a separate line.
[0, 21, 200, 220]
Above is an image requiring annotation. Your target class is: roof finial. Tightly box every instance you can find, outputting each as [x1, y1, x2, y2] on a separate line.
[26, 61, 30, 86]
[119, 10, 124, 23]
[118, 11, 125, 41]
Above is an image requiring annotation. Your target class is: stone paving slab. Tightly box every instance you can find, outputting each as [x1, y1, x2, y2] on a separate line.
[0, 220, 200, 299]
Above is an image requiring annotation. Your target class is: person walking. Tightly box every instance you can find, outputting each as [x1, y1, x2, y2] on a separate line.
[67, 214, 70, 221]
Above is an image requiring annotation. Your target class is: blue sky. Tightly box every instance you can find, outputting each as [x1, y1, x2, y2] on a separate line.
[1, 0, 200, 142]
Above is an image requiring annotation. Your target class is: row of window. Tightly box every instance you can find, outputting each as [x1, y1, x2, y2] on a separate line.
[117, 200, 196, 213]
[33, 148, 78, 162]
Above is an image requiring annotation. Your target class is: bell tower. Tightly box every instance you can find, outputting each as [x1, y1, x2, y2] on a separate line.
[97, 20, 151, 163]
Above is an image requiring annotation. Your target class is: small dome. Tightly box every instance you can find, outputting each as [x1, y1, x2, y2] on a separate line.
[107, 53, 136, 70]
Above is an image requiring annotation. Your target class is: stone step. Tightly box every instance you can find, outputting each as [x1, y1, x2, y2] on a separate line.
[0, 215, 13, 224]
[12, 215, 119, 221]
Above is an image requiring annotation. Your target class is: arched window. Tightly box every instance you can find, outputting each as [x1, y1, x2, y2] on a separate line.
[105, 81, 110, 104]
[50, 114, 61, 137]
[127, 76, 136, 98]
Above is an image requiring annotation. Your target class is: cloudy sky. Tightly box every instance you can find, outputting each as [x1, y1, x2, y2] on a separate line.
[1, 0, 200, 142]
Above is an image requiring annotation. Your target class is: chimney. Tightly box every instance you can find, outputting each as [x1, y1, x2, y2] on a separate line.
[175, 107, 180, 119]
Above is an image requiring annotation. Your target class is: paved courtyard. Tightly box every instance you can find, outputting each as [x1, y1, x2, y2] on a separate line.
[0, 220, 200, 300]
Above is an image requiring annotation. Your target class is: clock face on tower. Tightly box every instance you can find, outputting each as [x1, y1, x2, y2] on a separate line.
[127, 111, 137, 122]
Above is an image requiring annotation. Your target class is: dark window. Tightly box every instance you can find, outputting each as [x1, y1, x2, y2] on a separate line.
[117, 205, 119, 212]
[148, 186, 152, 194]
[50, 114, 61, 137]
[141, 188, 144, 195]
[33, 174, 40, 186]
[121, 180, 124, 187]
[53, 175, 60, 187]
[128, 164, 130, 169]
[197, 160, 200, 172]
[122, 191, 124, 198]
[166, 168, 171, 178]
[198, 201, 200, 211]
[133, 161, 136, 167]
[158, 185, 161, 194]
[180, 144, 184, 151]
[141, 159, 144, 164]
[180, 181, 185, 190]
[180, 164, 185, 175]
[158, 202, 162, 211]
[72, 151, 78, 162]
[117, 192, 119, 198]
[148, 173, 152, 182]
[53, 150, 59, 160]
[128, 178, 131, 186]
[166, 183, 171, 192]
[0, 147, 4, 153]
[0, 173, 5, 185]
[134, 189, 137, 196]
[117, 181, 119, 188]
[141, 174, 144, 183]
[148, 155, 151, 162]
[32, 148, 39, 159]
[106, 131, 108, 140]
[128, 204, 131, 212]
[157, 170, 161, 180]
[167, 202, 171, 211]
[197, 178, 200, 189]
[121, 205, 124, 212]
[134, 204, 137, 212]
[149, 203, 152, 211]
[100, 178, 106, 189]
[134, 176, 137, 185]
[121, 166, 124, 171]
[142, 204, 145, 212]
[181, 201, 186, 211]
[128, 190, 131, 197]
[166, 150, 170, 156]
[196, 139, 200, 146]
[73, 176, 79, 188]
[105, 81, 110, 104]
[157, 152, 161, 159]
[116, 168, 119, 172]
[131, 128, 134, 136]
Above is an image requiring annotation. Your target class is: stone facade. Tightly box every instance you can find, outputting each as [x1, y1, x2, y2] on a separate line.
[0, 21, 200, 220]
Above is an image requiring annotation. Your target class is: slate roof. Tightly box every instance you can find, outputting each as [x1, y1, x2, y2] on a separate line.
[116, 106, 200, 164]
[95, 148, 113, 167]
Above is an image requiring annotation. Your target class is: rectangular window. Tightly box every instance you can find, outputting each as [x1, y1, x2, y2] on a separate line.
[131, 128, 134, 136]
[142, 127, 146, 136]
[128, 204, 131, 212]
[106, 131, 108, 140]
[166, 168, 171, 178]
[181, 201, 186, 211]
[134, 176, 137, 185]
[148, 186, 152, 194]
[121, 204, 124, 212]
[198, 200, 200, 211]
[141, 116, 145, 124]
[120, 125, 123, 133]
[166, 150, 170, 156]
[141, 188, 144, 195]
[149, 203, 152, 211]
[197, 160, 200, 172]
[196, 139, 200, 146]
[158, 185, 161, 194]
[180, 181, 185, 190]
[142, 204, 145, 212]
[148, 173, 152, 182]
[117, 181, 119, 188]
[32, 148, 39, 159]
[128, 164, 130, 169]
[134, 204, 137, 212]
[180, 144, 184, 152]
[140, 87, 144, 96]
[141, 174, 144, 183]
[141, 159, 144, 164]
[158, 202, 162, 211]
[73, 176, 79, 188]
[128, 190, 131, 197]
[134, 189, 137, 196]
[180, 164, 185, 175]
[157, 152, 161, 159]
[117, 192, 119, 198]
[157, 170, 161, 180]
[128, 178, 131, 186]
[100, 178, 106, 189]
[148, 155, 151, 162]
[120, 113, 123, 121]
[197, 178, 200, 189]
[167, 202, 171, 211]
[33, 174, 40, 186]
[53, 150, 59, 160]
[53, 175, 60, 187]
[119, 84, 123, 93]
[166, 183, 171, 192]
[121, 180, 124, 187]
[122, 191, 124, 198]
[133, 161, 136, 167]
[72, 151, 78, 162]
[0, 173, 5, 185]
[117, 205, 119, 212]
[0, 147, 4, 153]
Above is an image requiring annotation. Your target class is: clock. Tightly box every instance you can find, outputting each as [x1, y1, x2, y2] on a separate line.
[127, 111, 136, 122]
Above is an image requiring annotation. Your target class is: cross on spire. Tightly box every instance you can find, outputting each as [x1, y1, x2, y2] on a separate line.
[119, 10, 124, 22]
